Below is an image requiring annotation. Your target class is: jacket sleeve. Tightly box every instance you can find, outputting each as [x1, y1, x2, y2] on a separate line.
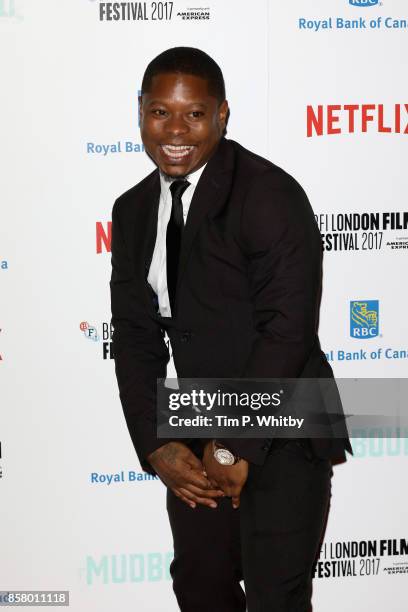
[110, 198, 174, 473]
[218, 169, 322, 464]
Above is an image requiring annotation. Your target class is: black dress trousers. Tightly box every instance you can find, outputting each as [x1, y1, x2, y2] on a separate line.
[166, 439, 332, 612]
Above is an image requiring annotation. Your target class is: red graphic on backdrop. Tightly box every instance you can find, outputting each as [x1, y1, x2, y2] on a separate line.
[96, 222, 112, 254]
[80, 321, 99, 342]
[307, 104, 408, 137]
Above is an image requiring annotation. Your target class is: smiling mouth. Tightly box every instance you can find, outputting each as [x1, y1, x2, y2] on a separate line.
[160, 144, 196, 159]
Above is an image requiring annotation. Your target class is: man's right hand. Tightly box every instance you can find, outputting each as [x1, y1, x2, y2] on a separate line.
[147, 442, 225, 509]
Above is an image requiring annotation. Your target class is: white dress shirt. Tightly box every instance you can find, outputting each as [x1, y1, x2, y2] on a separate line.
[147, 163, 207, 317]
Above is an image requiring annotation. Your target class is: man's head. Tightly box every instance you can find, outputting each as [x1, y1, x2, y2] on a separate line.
[139, 47, 229, 177]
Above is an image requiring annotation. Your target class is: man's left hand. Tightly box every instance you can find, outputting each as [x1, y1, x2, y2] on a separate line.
[203, 441, 249, 509]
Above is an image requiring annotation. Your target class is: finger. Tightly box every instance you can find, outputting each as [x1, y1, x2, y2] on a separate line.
[232, 495, 240, 509]
[173, 489, 196, 509]
[157, 461, 210, 489]
[184, 470, 215, 490]
[193, 480, 225, 496]
[169, 465, 211, 490]
[184, 483, 225, 498]
[179, 487, 218, 509]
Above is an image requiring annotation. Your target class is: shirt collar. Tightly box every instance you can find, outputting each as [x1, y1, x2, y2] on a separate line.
[185, 162, 207, 187]
[159, 162, 207, 195]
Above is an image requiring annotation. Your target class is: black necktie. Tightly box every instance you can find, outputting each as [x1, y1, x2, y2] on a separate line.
[166, 179, 190, 315]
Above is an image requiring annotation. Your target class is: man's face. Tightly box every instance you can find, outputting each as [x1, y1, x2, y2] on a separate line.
[139, 72, 228, 177]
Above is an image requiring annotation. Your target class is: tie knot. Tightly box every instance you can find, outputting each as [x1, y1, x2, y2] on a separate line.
[170, 179, 190, 201]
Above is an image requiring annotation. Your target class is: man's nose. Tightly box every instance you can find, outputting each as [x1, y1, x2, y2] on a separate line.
[165, 113, 189, 136]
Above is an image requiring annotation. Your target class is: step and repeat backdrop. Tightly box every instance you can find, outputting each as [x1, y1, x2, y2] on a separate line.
[1, 0, 407, 610]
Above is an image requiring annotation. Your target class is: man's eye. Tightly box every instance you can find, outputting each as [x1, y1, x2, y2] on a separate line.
[152, 109, 167, 116]
[189, 111, 204, 119]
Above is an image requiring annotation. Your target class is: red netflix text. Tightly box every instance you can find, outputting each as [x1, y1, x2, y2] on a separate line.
[307, 104, 408, 137]
[96, 222, 112, 254]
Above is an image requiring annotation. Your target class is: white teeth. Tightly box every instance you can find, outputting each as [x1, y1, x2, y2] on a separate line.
[161, 144, 194, 158]
[164, 145, 193, 150]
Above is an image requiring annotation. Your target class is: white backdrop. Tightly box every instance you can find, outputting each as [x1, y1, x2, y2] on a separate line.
[1, 0, 407, 610]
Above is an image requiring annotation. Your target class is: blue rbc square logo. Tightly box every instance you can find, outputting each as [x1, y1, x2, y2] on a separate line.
[349, 0, 379, 6]
[350, 300, 379, 339]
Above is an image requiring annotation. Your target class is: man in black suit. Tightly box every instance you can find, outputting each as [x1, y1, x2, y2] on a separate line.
[110, 47, 352, 612]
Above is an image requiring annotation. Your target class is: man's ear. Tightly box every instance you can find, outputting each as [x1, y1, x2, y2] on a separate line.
[218, 100, 229, 129]
[138, 96, 143, 124]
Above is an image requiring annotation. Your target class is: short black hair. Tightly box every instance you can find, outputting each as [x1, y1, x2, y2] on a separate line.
[141, 47, 226, 103]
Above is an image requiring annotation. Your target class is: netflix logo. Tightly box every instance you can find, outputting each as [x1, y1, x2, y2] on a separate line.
[307, 104, 408, 137]
[96, 222, 111, 254]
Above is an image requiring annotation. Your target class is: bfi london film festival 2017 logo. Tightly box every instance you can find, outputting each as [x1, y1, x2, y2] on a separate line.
[314, 211, 408, 253]
[80, 321, 114, 359]
[87, 1, 210, 22]
[89, 0, 174, 21]
[313, 537, 408, 579]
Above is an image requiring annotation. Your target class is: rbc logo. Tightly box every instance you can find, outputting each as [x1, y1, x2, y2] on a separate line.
[349, 0, 379, 6]
[350, 301, 379, 338]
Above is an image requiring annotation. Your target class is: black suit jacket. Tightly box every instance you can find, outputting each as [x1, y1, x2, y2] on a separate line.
[110, 137, 352, 472]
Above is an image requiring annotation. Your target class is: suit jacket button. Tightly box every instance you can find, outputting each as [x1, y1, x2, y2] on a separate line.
[180, 332, 191, 343]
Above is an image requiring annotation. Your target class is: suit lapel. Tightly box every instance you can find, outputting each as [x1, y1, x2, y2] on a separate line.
[132, 169, 161, 315]
[175, 138, 235, 303]
[141, 170, 161, 277]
